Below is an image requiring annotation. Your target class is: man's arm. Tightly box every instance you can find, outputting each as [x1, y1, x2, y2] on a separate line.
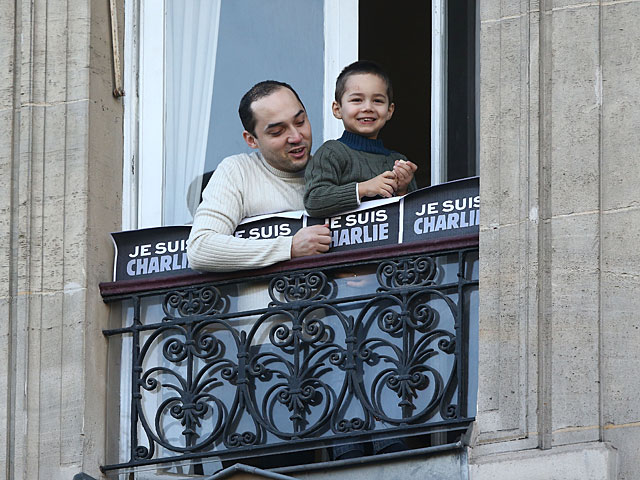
[187, 160, 290, 271]
[187, 160, 330, 272]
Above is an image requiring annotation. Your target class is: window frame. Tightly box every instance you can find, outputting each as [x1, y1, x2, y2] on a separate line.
[123, 1, 463, 229]
[124, 0, 360, 230]
[431, 0, 447, 185]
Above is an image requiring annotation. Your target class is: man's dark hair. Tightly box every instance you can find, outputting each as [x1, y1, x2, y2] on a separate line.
[335, 60, 393, 104]
[238, 80, 305, 137]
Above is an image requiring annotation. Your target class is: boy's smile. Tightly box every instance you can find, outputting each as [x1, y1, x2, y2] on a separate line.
[332, 73, 394, 139]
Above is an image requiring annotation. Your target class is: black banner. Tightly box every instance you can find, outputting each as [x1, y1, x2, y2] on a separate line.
[402, 178, 480, 244]
[111, 226, 192, 282]
[111, 177, 478, 282]
[306, 200, 400, 252]
[233, 215, 303, 240]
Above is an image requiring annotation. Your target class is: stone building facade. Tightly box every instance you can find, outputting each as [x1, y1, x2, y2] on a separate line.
[1, 1, 639, 479]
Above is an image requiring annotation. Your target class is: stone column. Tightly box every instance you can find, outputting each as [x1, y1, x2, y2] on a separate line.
[474, 1, 640, 478]
[1, 0, 123, 478]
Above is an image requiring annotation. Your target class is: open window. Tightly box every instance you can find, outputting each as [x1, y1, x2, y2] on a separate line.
[125, 0, 477, 230]
[359, 0, 477, 187]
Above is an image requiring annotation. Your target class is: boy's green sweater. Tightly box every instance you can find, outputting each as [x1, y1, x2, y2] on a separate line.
[304, 131, 417, 218]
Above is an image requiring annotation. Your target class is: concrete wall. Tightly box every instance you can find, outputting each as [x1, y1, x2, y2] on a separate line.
[474, 1, 640, 478]
[0, 0, 123, 478]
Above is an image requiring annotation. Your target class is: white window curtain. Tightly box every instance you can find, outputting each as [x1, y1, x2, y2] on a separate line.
[164, 0, 222, 226]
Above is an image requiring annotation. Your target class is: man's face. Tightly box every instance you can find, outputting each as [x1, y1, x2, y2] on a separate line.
[243, 88, 312, 172]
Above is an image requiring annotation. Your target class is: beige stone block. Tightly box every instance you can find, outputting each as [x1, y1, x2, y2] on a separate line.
[603, 424, 640, 480]
[550, 0, 596, 9]
[23, 292, 42, 480]
[61, 285, 87, 465]
[42, 0, 71, 103]
[62, 149, 90, 287]
[479, 21, 502, 228]
[0, 109, 13, 156]
[29, 0, 49, 105]
[19, 1, 90, 104]
[41, 199, 67, 292]
[17, 2, 32, 107]
[81, 283, 110, 474]
[497, 17, 529, 226]
[43, 102, 69, 155]
[28, 289, 90, 477]
[37, 293, 63, 455]
[601, 208, 640, 425]
[548, 213, 600, 433]
[480, 15, 534, 228]
[527, 9, 541, 212]
[0, 138, 12, 290]
[480, 0, 524, 23]
[86, 91, 123, 291]
[66, 3, 91, 102]
[81, 1, 119, 472]
[470, 441, 617, 480]
[478, 227, 501, 414]
[65, 99, 90, 154]
[549, 6, 600, 215]
[17, 104, 37, 158]
[601, 207, 640, 275]
[34, 102, 88, 291]
[298, 451, 467, 480]
[89, 0, 120, 101]
[601, 2, 640, 211]
[7, 292, 33, 480]
[0, 297, 10, 473]
[478, 223, 532, 439]
[0, 0, 15, 110]
[20, 109, 45, 293]
[87, 97, 123, 199]
[479, 1, 501, 23]
[478, 0, 541, 427]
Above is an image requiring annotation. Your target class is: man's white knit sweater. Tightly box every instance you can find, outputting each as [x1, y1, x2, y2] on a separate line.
[187, 151, 305, 272]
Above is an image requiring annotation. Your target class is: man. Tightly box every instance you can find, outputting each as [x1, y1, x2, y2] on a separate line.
[187, 81, 331, 272]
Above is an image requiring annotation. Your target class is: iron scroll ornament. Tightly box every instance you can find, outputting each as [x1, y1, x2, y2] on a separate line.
[104, 250, 477, 471]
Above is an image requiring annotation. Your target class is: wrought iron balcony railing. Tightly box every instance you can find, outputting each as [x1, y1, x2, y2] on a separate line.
[100, 240, 478, 474]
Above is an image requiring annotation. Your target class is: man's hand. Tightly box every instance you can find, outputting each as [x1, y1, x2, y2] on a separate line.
[393, 159, 418, 195]
[291, 224, 332, 258]
[358, 171, 398, 199]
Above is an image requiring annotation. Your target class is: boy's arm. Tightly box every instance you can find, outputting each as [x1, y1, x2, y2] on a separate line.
[358, 171, 398, 198]
[304, 146, 361, 218]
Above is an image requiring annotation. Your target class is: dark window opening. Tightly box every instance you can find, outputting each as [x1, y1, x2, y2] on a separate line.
[359, 0, 477, 186]
[447, 0, 477, 181]
[359, 0, 431, 188]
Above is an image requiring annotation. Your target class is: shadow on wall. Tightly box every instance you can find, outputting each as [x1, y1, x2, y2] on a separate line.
[187, 170, 215, 219]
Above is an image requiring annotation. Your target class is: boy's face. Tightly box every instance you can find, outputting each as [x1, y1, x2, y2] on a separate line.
[332, 73, 394, 140]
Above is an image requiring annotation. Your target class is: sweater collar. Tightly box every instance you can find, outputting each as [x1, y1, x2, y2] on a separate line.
[337, 130, 391, 155]
[257, 151, 305, 179]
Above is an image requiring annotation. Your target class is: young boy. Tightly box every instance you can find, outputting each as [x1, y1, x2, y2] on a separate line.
[304, 60, 418, 218]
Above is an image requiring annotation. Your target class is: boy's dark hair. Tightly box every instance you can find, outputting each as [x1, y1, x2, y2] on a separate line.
[238, 80, 305, 137]
[335, 60, 394, 104]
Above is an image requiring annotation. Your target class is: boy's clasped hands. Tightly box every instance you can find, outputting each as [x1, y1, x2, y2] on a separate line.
[358, 159, 418, 199]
